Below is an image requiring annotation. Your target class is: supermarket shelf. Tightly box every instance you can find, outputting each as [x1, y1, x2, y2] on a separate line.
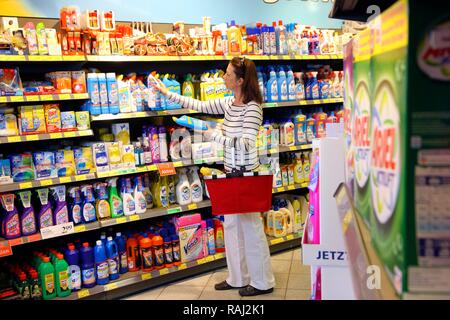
[0, 130, 93, 144]
[0, 93, 89, 104]
[55, 231, 302, 300]
[91, 108, 199, 122]
[272, 182, 309, 194]
[85, 54, 343, 63]
[0, 55, 86, 62]
[263, 98, 343, 109]
[267, 144, 313, 155]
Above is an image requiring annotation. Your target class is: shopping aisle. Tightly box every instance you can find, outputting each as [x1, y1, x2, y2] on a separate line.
[123, 248, 310, 300]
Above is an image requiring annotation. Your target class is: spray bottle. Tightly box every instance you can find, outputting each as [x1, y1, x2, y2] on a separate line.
[68, 187, 83, 225]
[121, 178, 136, 216]
[50, 186, 69, 225]
[94, 182, 111, 220]
[176, 168, 191, 205]
[0, 193, 20, 239]
[188, 167, 203, 203]
[107, 178, 123, 218]
[17, 191, 37, 236]
[133, 175, 147, 214]
[143, 174, 154, 209]
[36, 188, 53, 230]
[80, 185, 96, 223]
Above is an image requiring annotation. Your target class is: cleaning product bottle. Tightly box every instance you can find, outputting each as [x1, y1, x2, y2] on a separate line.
[162, 233, 174, 268]
[171, 234, 181, 266]
[201, 220, 208, 257]
[149, 126, 160, 164]
[65, 244, 81, 291]
[188, 167, 203, 203]
[106, 72, 119, 114]
[0, 193, 20, 239]
[263, 120, 273, 150]
[39, 256, 56, 300]
[36, 188, 53, 230]
[54, 253, 70, 297]
[295, 72, 305, 100]
[80, 242, 95, 288]
[286, 66, 296, 101]
[306, 114, 316, 143]
[158, 127, 169, 163]
[105, 236, 119, 280]
[94, 182, 111, 220]
[86, 73, 101, 116]
[182, 74, 195, 97]
[213, 219, 225, 252]
[283, 118, 295, 146]
[269, 22, 277, 55]
[126, 236, 140, 272]
[121, 178, 136, 216]
[315, 108, 327, 138]
[81, 185, 96, 223]
[227, 20, 242, 56]
[266, 66, 279, 102]
[257, 68, 266, 102]
[143, 174, 154, 209]
[94, 240, 109, 285]
[29, 270, 41, 300]
[180, 128, 192, 160]
[327, 111, 338, 124]
[137, 235, 151, 272]
[294, 112, 307, 145]
[17, 191, 37, 236]
[152, 233, 164, 269]
[290, 196, 303, 233]
[97, 73, 109, 114]
[277, 66, 288, 102]
[68, 187, 83, 225]
[114, 232, 128, 274]
[133, 176, 147, 214]
[206, 219, 216, 255]
[153, 175, 169, 208]
[307, 151, 320, 244]
[303, 152, 311, 183]
[107, 178, 123, 218]
[168, 175, 176, 206]
[293, 153, 305, 184]
[304, 72, 311, 100]
[310, 72, 320, 100]
[50, 186, 69, 225]
[275, 20, 288, 55]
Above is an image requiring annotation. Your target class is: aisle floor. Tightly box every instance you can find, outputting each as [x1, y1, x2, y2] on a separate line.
[124, 248, 311, 300]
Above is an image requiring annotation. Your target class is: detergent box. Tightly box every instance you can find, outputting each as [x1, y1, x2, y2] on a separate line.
[44, 104, 62, 133]
[74, 147, 95, 175]
[19, 105, 47, 135]
[75, 111, 90, 131]
[9, 153, 34, 182]
[112, 123, 130, 145]
[55, 149, 76, 177]
[175, 213, 204, 263]
[33, 151, 57, 180]
[345, 0, 450, 295]
[61, 111, 77, 131]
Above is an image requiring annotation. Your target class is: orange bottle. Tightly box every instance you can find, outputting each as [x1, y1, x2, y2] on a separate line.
[139, 236, 153, 272]
[152, 234, 164, 270]
[126, 237, 140, 272]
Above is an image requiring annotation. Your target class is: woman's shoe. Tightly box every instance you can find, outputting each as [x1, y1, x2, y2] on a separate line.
[214, 281, 246, 291]
[238, 285, 274, 297]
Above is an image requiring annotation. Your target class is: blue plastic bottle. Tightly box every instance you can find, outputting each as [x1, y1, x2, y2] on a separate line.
[262, 24, 270, 55]
[115, 232, 128, 274]
[277, 66, 288, 102]
[87, 73, 101, 116]
[106, 73, 120, 114]
[65, 244, 81, 291]
[68, 187, 83, 225]
[286, 66, 296, 101]
[94, 240, 109, 285]
[269, 24, 276, 55]
[97, 73, 109, 114]
[306, 113, 316, 143]
[81, 185, 96, 223]
[310, 72, 320, 100]
[161, 75, 173, 110]
[105, 237, 120, 280]
[257, 68, 265, 102]
[294, 112, 307, 146]
[80, 242, 96, 288]
[266, 67, 279, 102]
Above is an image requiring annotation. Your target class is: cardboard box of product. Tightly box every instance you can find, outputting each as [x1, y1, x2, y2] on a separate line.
[345, 0, 450, 295]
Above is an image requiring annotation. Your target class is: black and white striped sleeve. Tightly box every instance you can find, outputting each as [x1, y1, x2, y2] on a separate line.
[166, 91, 229, 115]
[209, 102, 263, 151]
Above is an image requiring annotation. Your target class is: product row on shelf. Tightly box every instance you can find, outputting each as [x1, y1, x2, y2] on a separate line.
[0, 6, 351, 58]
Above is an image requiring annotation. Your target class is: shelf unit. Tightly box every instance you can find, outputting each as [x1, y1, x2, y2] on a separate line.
[46, 231, 303, 301]
[0, 93, 89, 104]
[0, 130, 93, 144]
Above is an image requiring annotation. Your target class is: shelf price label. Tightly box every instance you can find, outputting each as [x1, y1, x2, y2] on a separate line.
[77, 289, 90, 299]
[167, 207, 182, 215]
[19, 182, 33, 189]
[40, 222, 74, 240]
[59, 94, 71, 100]
[104, 282, 118, 291]
[286, 234, 295, 241]
[0, 242, 13, 257]
[7, 136, 21, 143]
[26, 96, 40, 102]
[157, 163, 176, 176]
[40, 95, 53, 101]
[129, 215, 140, 221]
[141, 273, 152, 281]
[287, 185, 295, 190]
[159, 268, 169, 276]
[270, 238, 284, 245]
[187, 203, 197, 211]
[205, 256, 215, 263]
[116, 217, 127, 224]
[178, 263, 187, 270]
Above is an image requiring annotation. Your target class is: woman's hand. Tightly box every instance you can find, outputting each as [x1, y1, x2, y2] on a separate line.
[148, 76, 168, 96]
[193, 124, 215, 140]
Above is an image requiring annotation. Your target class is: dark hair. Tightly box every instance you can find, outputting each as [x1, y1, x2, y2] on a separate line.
[230, 56, 263, 105]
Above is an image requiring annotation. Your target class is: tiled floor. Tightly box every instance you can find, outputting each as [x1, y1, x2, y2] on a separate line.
[124, 248, 311, 300]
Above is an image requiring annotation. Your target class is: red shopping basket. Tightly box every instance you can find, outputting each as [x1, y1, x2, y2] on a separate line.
[204, 170, 273, 215]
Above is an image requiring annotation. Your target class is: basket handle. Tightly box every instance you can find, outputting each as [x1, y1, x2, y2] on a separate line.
[230, 138, 246, 175]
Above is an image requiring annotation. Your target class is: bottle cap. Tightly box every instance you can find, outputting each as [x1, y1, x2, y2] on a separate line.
[68, 244, 75, 250]
[96, 240, 102, 246]
[56, 253, 64, 260]
[83, 242, 89, 248]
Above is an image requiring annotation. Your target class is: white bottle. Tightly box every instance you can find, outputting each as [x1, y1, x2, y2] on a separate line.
[158, 127, 169, 162]
[121, 178, 136, 216]
[176, 168, 191, 205]
[188, 166, 203, 203]
[133, 176, 146, 214]
[180, 129, 192, 160]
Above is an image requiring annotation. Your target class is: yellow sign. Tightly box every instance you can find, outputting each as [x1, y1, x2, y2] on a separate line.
[7, 136, 21, 143]
[75, 225, 87, 233]
[104, 283, 118, 291]
[19, 182, 33, 189]
[77, 289, 90, 299]
[141, 273, 152, 280]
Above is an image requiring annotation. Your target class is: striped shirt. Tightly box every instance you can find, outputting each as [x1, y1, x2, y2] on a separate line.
[167, 92, 263, 172]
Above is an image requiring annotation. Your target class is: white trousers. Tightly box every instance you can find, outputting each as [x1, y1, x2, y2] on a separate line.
[224, 213, 276, 290]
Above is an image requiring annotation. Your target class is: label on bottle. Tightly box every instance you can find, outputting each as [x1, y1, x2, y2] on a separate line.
[107, 257, 119, 275]
[154, 246, 164, 267]
[44, 273, 55, 295]
[69, 265, 81, 290]
[22, 211, 36, 235]
[96, 262, 109, 279]
[6, 214, 20, 238]
[164, 243, 173, 264]
[191, 184, 202, 201]
[97, 201, 110, 219]
[82, 268, 95, 285]
[120, 252, 128, 270]
[141, 247, 153, 269]
[55, 206, 69, 225]
[160, 186, 168, 207]
[59, 270, 69, 291]
[112, 197, 123, 216]
[83, 203, 96, 222]
[40, 208, 53, 229]
[172, 242, 181, 262]
[72, 204, 82, 224]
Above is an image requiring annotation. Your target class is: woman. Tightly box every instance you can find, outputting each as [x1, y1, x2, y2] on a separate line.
[151, 57, 275, 297]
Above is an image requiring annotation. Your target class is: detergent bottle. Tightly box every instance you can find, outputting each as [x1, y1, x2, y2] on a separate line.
[182, 74, 195, 97]
[80, 185, 96, 223]
[68, 187, 83, 225]
[54, 253, 70, 297]
[176, 168, 191, 205]
[94, 240, 109, 285]
[206, 219, 216, 255]
[168, 174, 176, 205]
[188, 166, 203, 203]
[315, 108, 327, 138]
[114, 232, 128, 274]
[294, 112, 307, 145]
[327, 111, 338, 124]
[143, 173, 154, 209]
[133, 175, 147, 214]
[294, 72, 305, 100]
[163, 233, 174, 268]
[159, 127, 169, 163]
[310, 72, 320, 99]
[152, 175, 169, 208]
[0, 194, 20, 239]
[213, 219, 225, 252]
[65, 244, 81, 291]
[50, 186, 69, 226]
[283, 118, 295, 146]
[263, 120, 273, 150]
[139, 235, 153, 272]
[306, 113, 316, 143]
[286, 66, 296, 101]
[126, 236, 140, 272]
[266, 66, 279, 102]
[227, 20, 242, 56]
[149, 126, 161, 164]
[39, 256, 56, 300]
[80, 242, 95, 288]
[105, 236, 119, 280]
[304, 72, 311, 100]
[302, 152, 311, 183]
[94, 182, 110, 220]
[35, 188, 53, 230]
[275, 20, 288, 55]
[120, 178, 136, 216]
[152, 233, 165, 269]
[107, 178, 123, 218]
[17, 191, 37, 236]
[277, 66, 288, 102]
[293, 153, 304, 184]
[171, 233, 181, 265]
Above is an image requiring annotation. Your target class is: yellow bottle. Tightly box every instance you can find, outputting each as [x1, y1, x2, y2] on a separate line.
[290, 196, 303, 233]
[302, 152, 311, 183]
[273, 209, 287, 238]
[227, 20, 242, 56]
[293, 153, 304, 184]
[182, 74, 195, 98]
[267, 210, 275, 236]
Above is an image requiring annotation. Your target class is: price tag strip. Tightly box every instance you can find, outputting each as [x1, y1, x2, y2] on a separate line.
[40, 222, 74, 240]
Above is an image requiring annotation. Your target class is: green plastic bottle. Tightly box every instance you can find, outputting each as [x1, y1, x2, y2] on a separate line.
[182, 74, 195, 98]
[38, 256, 56, 300]
[55, 253, 71, 297]
[108, 177, 123, 218]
